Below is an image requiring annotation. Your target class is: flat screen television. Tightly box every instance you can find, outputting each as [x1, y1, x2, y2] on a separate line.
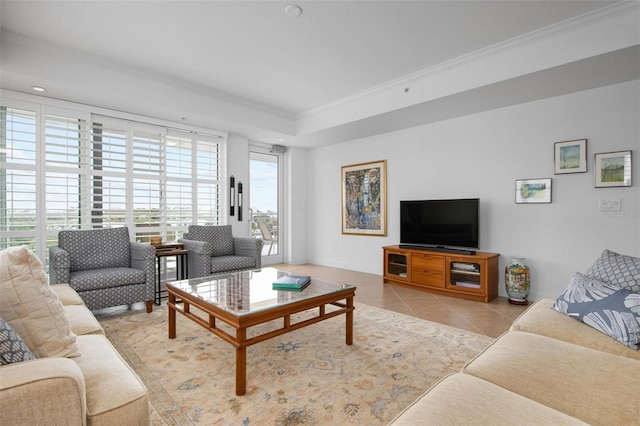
[400, 198, 479, 254]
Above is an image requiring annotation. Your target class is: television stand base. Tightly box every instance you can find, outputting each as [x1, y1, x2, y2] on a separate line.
[383, 245, 499, 303]
[399, 245, 476, 255]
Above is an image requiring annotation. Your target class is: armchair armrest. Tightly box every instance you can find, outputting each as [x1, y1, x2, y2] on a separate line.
[234, 237, 263, 269]
[130, 242, 156, 302]
[179, 238, 212, 255]
[49, 246, 71, 284]
[0, 358, 86, 425]
[179, 238, 213, 278]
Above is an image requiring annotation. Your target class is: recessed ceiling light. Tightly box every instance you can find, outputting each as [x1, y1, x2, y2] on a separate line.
[31, 86, 46, 92]
[285, 4, 302, 17]
[278, 138, 285, 142]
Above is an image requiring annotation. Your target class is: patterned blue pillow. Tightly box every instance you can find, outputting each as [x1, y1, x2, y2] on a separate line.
[552, 273, 640, 350]
[0, 317, 36, 365]
[586, 249, 640, 293]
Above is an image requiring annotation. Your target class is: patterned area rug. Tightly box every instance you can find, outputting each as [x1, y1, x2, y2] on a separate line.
[99, 303, 493, 425]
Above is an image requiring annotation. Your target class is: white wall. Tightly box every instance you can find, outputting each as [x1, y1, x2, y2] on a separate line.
[304, 80, 640, 300]
[285, 147, 309, 265]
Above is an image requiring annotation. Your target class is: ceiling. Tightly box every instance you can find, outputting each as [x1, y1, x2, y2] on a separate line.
[1, 1, 638, 147]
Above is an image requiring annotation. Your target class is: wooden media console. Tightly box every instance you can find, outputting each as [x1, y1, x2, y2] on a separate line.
[383, 245, 499, 302]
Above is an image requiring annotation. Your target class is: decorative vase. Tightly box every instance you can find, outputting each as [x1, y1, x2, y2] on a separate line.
[505, 257, 530, 305]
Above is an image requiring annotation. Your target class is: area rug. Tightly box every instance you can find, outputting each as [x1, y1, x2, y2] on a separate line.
[98, 303, 493, 425]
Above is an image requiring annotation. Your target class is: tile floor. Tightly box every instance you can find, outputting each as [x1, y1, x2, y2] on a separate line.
[100, 263, 530, 338]
[272, 263, 529, 338]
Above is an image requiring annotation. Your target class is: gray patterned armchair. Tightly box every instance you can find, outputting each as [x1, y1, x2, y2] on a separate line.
[180, 225, 263, 278]
[49, 227, 156, 312]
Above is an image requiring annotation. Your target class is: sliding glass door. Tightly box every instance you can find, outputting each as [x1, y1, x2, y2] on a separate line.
[249, 147, 283, 264]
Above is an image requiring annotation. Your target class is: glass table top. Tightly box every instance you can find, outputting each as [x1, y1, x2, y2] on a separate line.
[166, 267, 355, 316]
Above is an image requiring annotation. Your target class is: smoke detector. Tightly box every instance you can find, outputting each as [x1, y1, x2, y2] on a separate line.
[285, 5, 302, 17]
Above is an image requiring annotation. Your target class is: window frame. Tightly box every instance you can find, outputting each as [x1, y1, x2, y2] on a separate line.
[1, 92, 228, 266]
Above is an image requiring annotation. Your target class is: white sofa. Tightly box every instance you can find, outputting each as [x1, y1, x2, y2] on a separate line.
[390, 249, 640, 425]
[0, 246, 150, 425]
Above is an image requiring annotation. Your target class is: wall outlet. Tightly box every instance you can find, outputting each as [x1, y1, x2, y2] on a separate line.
[599, 199, 621, 211]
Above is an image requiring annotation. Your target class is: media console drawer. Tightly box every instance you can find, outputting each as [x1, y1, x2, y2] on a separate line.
[412, 253, 445, 271]
[412, 269, 445, 287]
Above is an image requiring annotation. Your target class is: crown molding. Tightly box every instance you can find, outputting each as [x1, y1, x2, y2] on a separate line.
[297, 1, 640, 135]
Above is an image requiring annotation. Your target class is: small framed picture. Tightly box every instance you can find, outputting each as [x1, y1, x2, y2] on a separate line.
[554, 139, 587, 174]
[516, 178, 552, 204]
[594, 151, 632, 187]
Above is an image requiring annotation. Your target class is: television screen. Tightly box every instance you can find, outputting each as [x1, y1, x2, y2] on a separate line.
[400, 199, 479, 250]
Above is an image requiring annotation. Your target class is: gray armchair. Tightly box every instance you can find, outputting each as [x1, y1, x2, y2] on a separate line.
[179, 225, 263, 278]
[49, 227, 156, 312]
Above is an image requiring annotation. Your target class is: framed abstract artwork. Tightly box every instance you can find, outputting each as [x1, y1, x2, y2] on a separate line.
[515, 178, 552, 204]
[595, 151, 632, 187]
[341, 160, 387, 236]
[554, 139, 587, 174]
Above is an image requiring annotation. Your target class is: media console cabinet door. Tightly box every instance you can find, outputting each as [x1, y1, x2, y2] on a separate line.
[384, 249, 410, 282]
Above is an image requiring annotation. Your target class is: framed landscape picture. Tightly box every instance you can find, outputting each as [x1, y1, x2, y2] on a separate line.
[515, 178, 552, 204]
[554, 139, 587, 174]
[341, 160, 387, 236]
[595, 151, 632, 187]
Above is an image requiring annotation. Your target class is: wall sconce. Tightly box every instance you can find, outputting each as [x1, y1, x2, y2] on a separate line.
[238, 181, 243, 221]
[229, 175, 235, 216]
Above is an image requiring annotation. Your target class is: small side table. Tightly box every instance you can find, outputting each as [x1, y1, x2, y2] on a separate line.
[154, 243, 188, 305]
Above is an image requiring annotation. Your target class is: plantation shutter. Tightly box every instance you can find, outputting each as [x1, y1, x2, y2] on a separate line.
[44, 112, 91, 230]
[91, 116, 129, 227]
[0, 106, 38, 250]
[1, 97, 227, 264]
[165, 130, 193, 236]
[194, 134, 222, 225]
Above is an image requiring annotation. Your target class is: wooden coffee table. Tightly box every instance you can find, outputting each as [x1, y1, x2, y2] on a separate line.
[166, 267, 356, 395]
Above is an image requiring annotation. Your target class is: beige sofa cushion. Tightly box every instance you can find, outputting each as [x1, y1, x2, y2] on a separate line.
[0, 246, 79, 358]
[50, 284, 85, 306]
[0, 357, 86, 426]
[74, 335, 149, 425]
[63, 305, 104, 336]
[462, 331, 640, 425]
[389, 373, 587, 425]
[49, 283, 104, 335]
[510, 298, 640, 361]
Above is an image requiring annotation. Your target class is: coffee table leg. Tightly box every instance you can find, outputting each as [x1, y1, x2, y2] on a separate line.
[346, 295, 354, 345]
[168, 293, 176, 339]
[236, 328, 247, 396]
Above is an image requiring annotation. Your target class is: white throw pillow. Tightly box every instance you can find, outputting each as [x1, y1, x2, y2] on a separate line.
[0, 245, 79, 358]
